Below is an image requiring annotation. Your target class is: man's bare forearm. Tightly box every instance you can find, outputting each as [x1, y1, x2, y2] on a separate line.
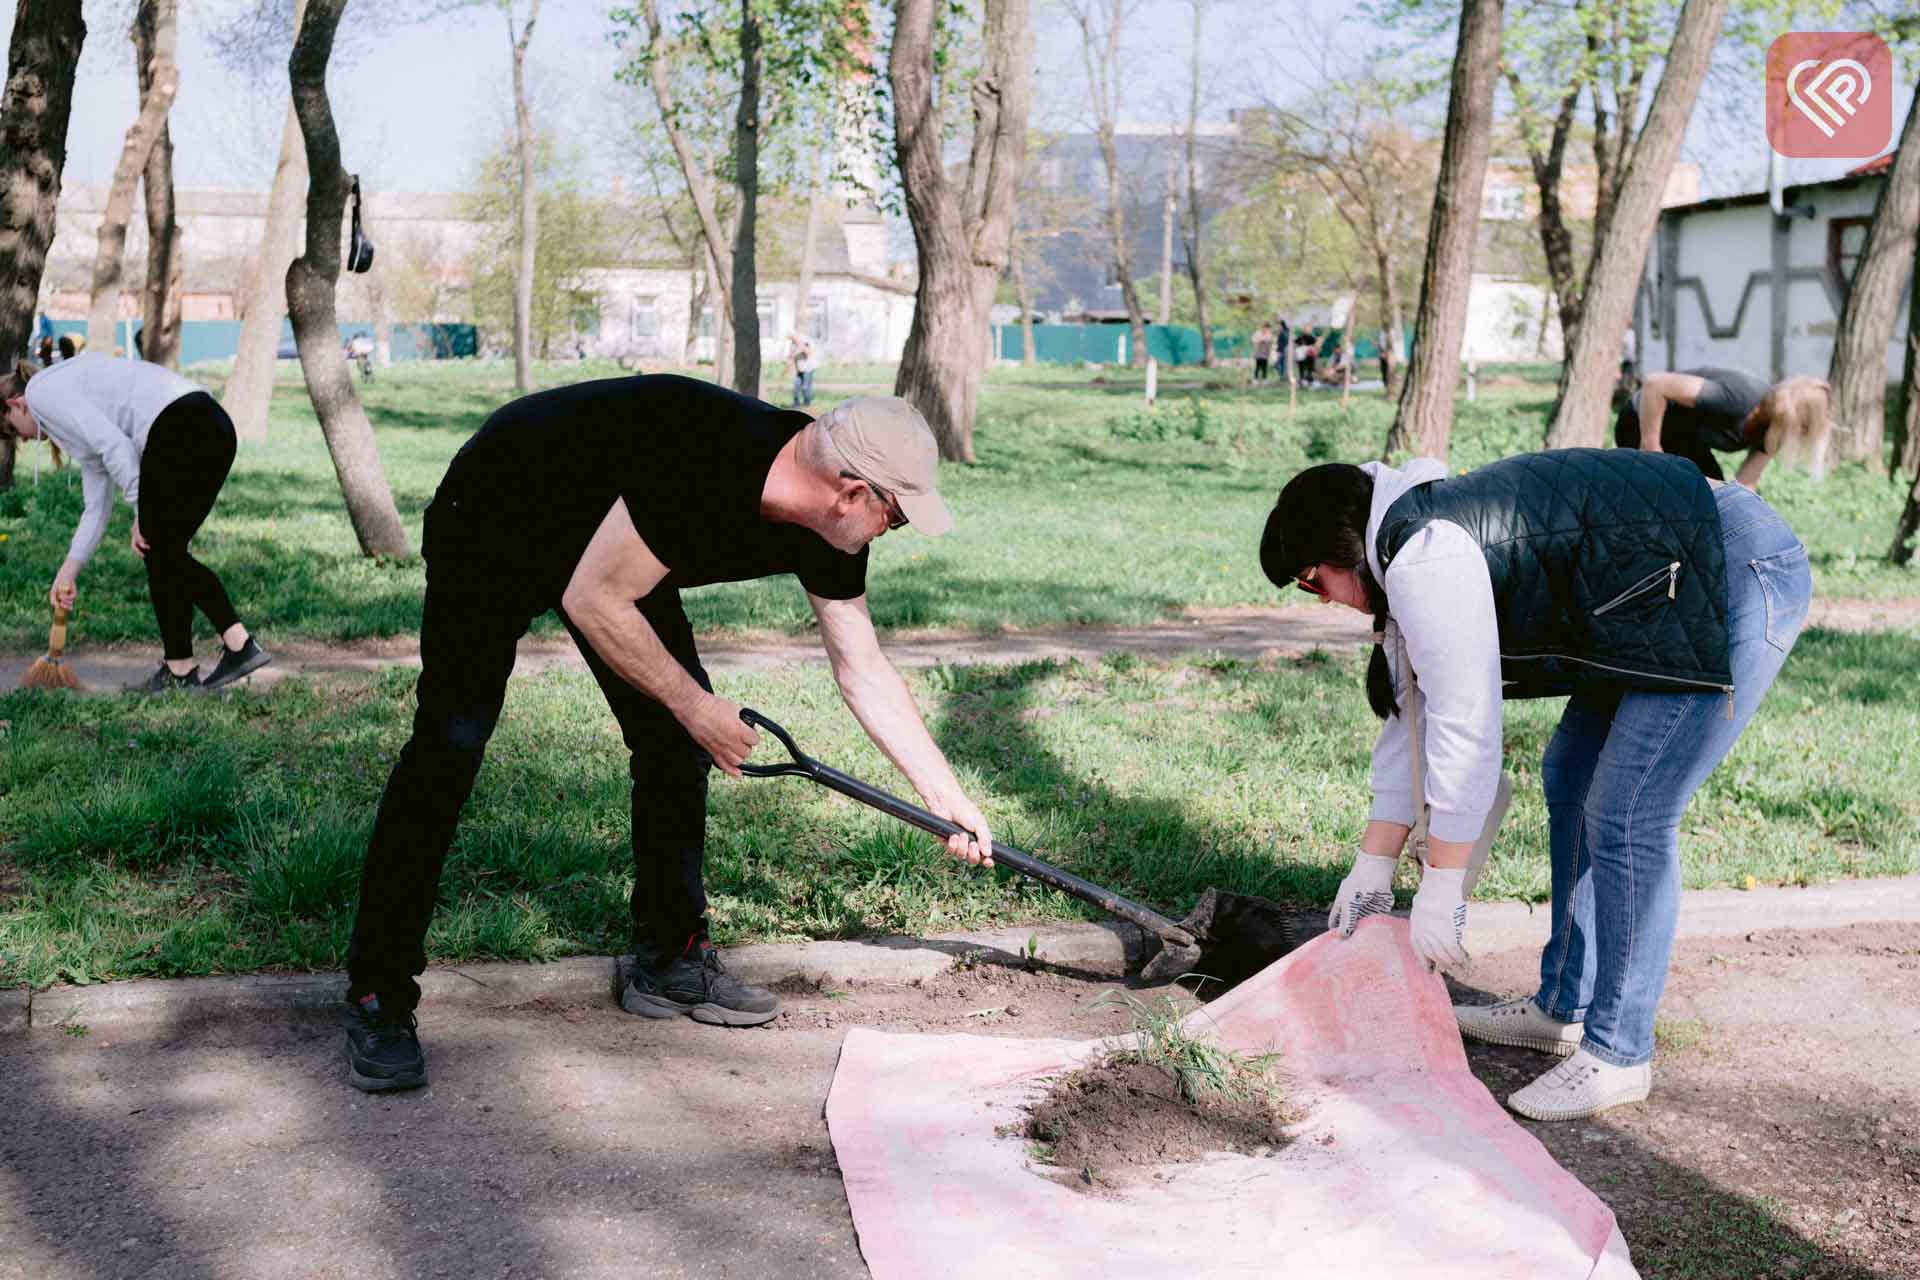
[562, 591, 704, 718]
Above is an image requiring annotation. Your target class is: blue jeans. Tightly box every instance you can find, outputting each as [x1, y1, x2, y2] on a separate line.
[794, 369, 815, 406]
[1533, 483, 1811, 1066]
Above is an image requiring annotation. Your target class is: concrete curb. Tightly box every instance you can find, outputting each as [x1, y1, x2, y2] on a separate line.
[18, 921, 1145, 1034]
[12, 877, 1917, 1034]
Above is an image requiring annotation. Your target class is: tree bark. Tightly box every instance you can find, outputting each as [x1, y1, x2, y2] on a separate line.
[1012, 246, 1037, 364]
[1181, 0, 1213, 367]
[1157, 145, 1175, 326]
[1545, 0, 1725, 449]
[287, 0, 408, 558]
[137, 1, 180, 369]
[86, 0, 176, 355]
[683, 263, 703, 367]
[892, 0, 1031, 461]
[1375, 245, 1405, 400]
[729, 0, 762, 397]
[0, 0, 85, 491]
[1384, 0, 1502, 460]
[640, 0, 733, 386]
[1892, 465, 1920, 564]
[1894, 216, 1920, 481]
[1828, 87, 1920, 472]
[224, 0, 308, 444]
[508, 0, 540, 394]
[1509, 65, 1584, 353]
[708, 229, 733, 385]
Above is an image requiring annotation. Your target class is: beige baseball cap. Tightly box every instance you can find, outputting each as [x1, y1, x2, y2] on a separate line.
[820, 396, 954, 536]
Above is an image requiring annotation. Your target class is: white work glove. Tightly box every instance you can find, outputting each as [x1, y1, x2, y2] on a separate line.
[1327, 850, 1398, 938]
[1410, 864, 1468, 971]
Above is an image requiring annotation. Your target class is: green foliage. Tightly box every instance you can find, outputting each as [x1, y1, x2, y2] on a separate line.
[466, 136, 616, 358]
[1095, 989, 1282, 1106]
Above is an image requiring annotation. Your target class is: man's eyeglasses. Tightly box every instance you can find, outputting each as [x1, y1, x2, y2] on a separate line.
[1294, 564, 1329, 598]
[842, 471, 909, 530]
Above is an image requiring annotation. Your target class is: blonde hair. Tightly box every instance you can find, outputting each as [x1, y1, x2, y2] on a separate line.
[1760, 376, 1832, 480]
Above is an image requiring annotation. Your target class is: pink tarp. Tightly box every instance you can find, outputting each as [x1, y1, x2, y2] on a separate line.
[826, 917, 1638, 1279]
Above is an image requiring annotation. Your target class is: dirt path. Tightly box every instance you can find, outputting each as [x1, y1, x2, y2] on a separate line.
[4, 923, 1915, 1279]
[7, 598, 1919, 695]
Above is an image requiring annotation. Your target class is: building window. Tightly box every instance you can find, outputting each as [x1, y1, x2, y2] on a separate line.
[632, 295, 659, 339]
[1829, 216, 1871, 295]
[757, 299, 777, 340]
[806, 298, 828, 343]
[1481, 185, 1526, 221]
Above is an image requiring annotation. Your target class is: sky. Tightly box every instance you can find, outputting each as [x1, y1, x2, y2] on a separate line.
[4, 1, 1911, 207]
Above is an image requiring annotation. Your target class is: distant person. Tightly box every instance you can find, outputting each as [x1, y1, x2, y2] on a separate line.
[0, 353, 271, 693]
[1252, 323, 1275, 382]
[346, 332, 375, 381]
[56, 335, 77, 362]
[1293, 330, 1319, 384]
[1619, 326, 1638, 383]
[35, 335, 53, 365]
[787, 332, 818, 407]
[1615, 367, 1831, 489]
[1276, 318, 1293, 383]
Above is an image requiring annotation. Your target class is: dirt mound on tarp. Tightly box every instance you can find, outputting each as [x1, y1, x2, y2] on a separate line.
[1016, 1056, 1294, 1192]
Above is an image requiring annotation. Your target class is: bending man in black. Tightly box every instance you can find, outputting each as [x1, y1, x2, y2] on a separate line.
[341, 376, 993, 1092]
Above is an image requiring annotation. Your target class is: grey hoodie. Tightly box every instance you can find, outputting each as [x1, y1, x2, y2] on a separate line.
[1358, 458, 1504, 844]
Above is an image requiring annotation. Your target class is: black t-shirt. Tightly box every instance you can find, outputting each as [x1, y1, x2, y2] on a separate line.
[1615, 366, 1770, 455]
[429, 374, 867, 610]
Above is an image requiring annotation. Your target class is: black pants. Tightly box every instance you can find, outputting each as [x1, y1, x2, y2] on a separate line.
[1613, 407, 1726, 480]
[138, 393, 241, 661]
[346, 502, 715, 1012]
[1253, 357, 1270, 381]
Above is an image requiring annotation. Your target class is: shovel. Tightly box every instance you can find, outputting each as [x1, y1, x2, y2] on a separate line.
[736, 708, 1295, 987]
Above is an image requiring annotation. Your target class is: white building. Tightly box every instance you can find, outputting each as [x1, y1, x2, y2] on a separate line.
[1637, 154, 1910, 382]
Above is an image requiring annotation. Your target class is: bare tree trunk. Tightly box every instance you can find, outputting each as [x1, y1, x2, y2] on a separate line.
[1181, 0, 1213, 367]
[1157, 145, 1175, 326]
[683, 264, 703, 367]
[1895, 222, 1920, 480]
[729, 0, 763, 397]
[1012, 246, 1037, 365]
[137, 0, 180, 369]
[1510, 68, 1584, 353]
[224, 0, 308, 444]
[1074, 0, 1146, 367]
[1545, 0, 1725, 449]
[1384, 0, 1502, 460]
[1892, 465, 1920, 564]
[1099, 130, 1147, 366]
[508, 0, 540, 394]
[794, 177, 824, 344]
[1375, 246, 1405, 399]
[640, 0, 733, 386]
[0, 0, 85, 491]
[892, 0, 1031, 461]
[708, 231, 733, 386]
[86, 0, 176, 354]
[1828, 89, 1920, 472]
[287, 0, 407, 558]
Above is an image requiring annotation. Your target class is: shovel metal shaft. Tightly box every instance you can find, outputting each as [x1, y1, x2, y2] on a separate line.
[793, 759, 1194, 947]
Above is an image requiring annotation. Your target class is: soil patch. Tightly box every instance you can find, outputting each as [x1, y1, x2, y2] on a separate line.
[1015, 1052, 1292, 1193]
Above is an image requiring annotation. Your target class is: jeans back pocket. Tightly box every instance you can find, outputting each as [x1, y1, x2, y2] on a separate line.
[1750, 544, 1811, 654]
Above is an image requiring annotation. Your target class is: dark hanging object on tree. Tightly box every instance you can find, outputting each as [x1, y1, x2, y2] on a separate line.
[347, 174, 374, 274]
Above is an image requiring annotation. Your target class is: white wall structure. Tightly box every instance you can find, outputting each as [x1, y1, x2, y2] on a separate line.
[1462, 275, 1564, 363]
[580, 267, 916, 368]
[1640, 157, 1910, 383]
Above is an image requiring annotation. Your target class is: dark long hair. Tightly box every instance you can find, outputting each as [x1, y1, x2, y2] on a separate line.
[1260, 463, 1398, 719]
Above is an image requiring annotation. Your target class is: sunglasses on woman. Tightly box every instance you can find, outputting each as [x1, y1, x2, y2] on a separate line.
[1295, 564, 1329, 598]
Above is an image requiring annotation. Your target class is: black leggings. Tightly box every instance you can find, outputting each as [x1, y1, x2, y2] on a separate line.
[346, 501, 716, 1011]
[138, 393, 241, 660]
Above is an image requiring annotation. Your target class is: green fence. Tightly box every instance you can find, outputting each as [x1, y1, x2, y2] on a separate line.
[993, 323, 1406, 366]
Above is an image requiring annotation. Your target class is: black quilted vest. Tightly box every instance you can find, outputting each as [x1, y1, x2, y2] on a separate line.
[1375, 449, 1733, 699]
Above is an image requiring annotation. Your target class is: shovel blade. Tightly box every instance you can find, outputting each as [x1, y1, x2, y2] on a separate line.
[1169, 887, 1296, 989]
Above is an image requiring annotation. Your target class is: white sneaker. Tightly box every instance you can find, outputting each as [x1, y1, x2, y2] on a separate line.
[1453, 997, 1584, 1057]
[1507, 1048, 1652, 1122]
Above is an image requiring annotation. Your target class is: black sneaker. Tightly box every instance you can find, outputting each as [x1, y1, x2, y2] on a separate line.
[127, 663, 202, 695]
[203, 637, 271, 690]
[339, 993, 428, 1093]
[621, 942, 780, 1027]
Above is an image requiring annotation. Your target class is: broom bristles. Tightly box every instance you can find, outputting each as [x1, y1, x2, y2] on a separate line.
[20, 656, 84, 690]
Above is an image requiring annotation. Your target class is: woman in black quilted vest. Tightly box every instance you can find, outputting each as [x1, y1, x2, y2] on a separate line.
[1259, 448, 1812, 1121]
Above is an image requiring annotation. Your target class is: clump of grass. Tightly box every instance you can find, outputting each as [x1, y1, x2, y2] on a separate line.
[1095, 989, 1282, 1107]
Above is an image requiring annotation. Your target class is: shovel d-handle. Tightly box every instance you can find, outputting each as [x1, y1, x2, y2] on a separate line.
[737, 707, 1196, 949]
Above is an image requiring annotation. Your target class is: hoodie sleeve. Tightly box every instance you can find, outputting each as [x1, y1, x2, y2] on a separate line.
[1374, 520, 1504, 843]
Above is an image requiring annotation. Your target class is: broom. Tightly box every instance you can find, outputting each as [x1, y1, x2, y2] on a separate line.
[20, 606, 84, 690]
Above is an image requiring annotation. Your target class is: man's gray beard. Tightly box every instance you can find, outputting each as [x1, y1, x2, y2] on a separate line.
[823, 508, 872, 555]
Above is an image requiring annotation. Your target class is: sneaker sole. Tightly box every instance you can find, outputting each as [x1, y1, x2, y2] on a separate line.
[1506, 1080, 1650, 1122]
[1454, 1016, 1583, 1058]
[621, 984, 779, 1027]
[204, 650, 272, 691]
[344, 1051, 427, 1094]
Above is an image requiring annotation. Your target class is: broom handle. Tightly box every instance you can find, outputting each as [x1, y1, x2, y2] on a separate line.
[48, 607, 68, 659]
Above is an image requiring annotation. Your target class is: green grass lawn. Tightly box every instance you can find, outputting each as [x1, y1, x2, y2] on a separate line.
[2, 628, 1914, 988]
[1, 358, 1912, 651]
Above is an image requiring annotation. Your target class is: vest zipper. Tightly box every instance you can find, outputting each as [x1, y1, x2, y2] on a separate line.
[1502, 649, 1735, 699]
[1591, 561, 1682, 616]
